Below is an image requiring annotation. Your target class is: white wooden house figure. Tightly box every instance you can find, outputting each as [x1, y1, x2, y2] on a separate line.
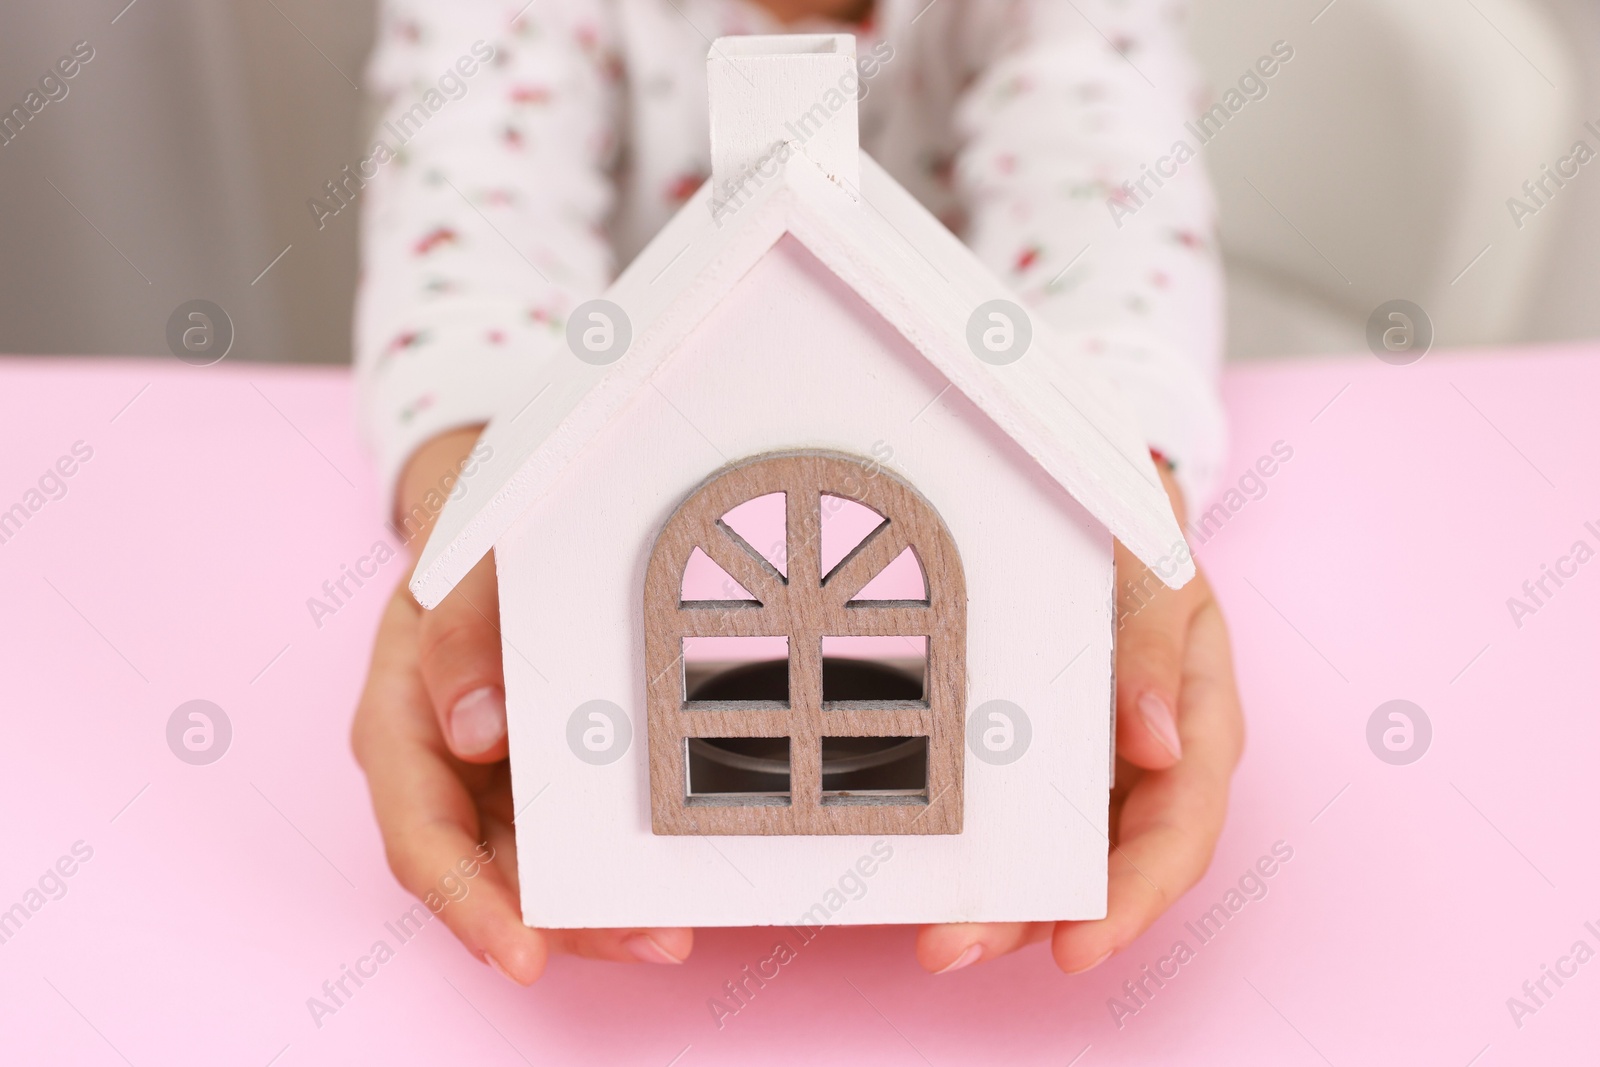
[413, 35, 1193, 929]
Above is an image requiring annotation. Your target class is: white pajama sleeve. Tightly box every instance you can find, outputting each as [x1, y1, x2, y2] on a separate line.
[953, 0, 1228, 506]
[354, 0, 623, 510]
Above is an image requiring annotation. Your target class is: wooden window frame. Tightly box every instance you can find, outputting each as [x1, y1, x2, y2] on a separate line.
[644, 450, 965, 836]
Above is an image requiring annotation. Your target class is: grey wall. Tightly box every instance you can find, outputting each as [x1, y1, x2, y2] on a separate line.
[1522, 0, 1600, 342]
[0, 0, 375, 364]
[0, 0, 1593, 364]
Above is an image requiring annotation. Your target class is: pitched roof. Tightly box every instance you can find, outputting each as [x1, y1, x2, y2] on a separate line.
[410, 144, 1193, 608]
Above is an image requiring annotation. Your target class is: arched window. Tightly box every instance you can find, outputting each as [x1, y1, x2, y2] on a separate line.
[644, 450, 965, 836]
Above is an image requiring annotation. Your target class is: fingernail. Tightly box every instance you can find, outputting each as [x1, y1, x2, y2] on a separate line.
[486, 953, 525, 985]
[934, 943, 983, 974]
[1138, 692, 1182, 760]
[1066, 948, 1114, 975]
[450, 687, 507, 756]
[624, 933, 685, 965]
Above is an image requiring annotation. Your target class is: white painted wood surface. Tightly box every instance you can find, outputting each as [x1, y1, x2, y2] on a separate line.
[410, 144, 1191, 610]
[708, 34, 861, 202]
[499, 238, 1114, 927]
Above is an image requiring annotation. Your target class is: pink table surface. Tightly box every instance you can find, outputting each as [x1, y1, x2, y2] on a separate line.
[1, 345, 1597, 1066]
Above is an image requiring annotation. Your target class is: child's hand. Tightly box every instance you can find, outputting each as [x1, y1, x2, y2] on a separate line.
[350, 429, 693, 983]
[354, 435, 1240, 981]
[916, 466, 1246, 975]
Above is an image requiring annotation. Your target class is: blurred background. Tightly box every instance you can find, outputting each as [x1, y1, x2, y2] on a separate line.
[0, 0, 1595, 365]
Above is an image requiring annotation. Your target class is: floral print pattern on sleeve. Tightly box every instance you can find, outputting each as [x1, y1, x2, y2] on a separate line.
[355, 0, 1225, 508]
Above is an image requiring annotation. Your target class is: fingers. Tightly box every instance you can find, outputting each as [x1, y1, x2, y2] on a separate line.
[1052, 601, 1244, 974]
[385, 804, 552, 984]
[546, 927, 695, 965]
[354, 585, 694, 983]
[383, 826, 693, 974]
[389, 809, 690, 974]
[914, 922, 1053, 974]
[1114, 540, 1195, 770]
[416, 552, 508, 762]
[354, 587, 549, 983]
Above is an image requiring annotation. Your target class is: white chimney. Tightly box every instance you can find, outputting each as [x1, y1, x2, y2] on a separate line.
[707, 34, 861, 204]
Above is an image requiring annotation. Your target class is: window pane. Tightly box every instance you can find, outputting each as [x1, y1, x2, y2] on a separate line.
[687, 737, 791, 804]
[821, 737, 928, 801]
[681, 547, 757, 602]
[819, 493, 887, 578]
[849, 546, 927, 602]
[683, 636, 789, 706]
[718, 492, 787, 578]
[820, 636, 927, 703]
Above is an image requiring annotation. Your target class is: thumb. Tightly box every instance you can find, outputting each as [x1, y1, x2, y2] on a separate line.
[1114, 545, 1190, 769]
[416, 550, 508, 761]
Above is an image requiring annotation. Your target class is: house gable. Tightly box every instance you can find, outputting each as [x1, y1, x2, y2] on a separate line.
[411, 150, 1192, 610]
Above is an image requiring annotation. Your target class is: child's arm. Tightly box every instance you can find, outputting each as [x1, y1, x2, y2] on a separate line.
[351, 2, 692, 981]
[354, 0, 624, 517]
[951, 0, 1227, 509]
